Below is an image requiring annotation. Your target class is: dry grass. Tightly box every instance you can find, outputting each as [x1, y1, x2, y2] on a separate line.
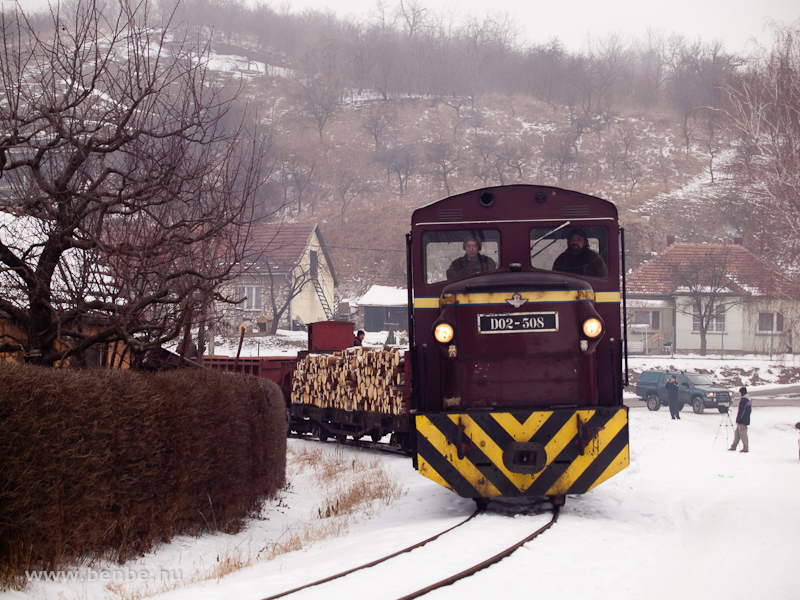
[103, 443, 406, 600]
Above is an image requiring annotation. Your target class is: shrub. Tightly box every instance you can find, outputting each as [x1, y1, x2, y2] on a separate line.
[0, 364, 286, 589]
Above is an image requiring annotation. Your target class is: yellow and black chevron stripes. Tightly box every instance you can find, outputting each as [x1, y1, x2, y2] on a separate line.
[413, 290, 620, 309]
[415, 408, 629, 499]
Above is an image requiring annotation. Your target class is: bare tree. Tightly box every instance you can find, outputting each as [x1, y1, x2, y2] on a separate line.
[617, 126, 645, 196]
[443, 96, 483, 138]
[634, 29, 667, 108]
[565, 99, 604, 155]
[542, 131, 577, 185]
[723, 22, 800, 269]
[293, 42, 346, 141]
[425, 139, 458, 195]
[524, 39, 568, 109]
[272, 151, 316, 215]
[374, 139, 416, 197]
[396, 0, 428, 38]
[665, 37, 703, 156]
[261, 262, 314, 335]
[388, 142, 416, 197]
[496, 139, 529, 182]
[0, 0, 269, 367]
[666, 37, 739, 158]
[582, 33, 630, 118]
[671, 248, 743, 356]
[335, 168, 372, 221]
[700, 116, 723, 183]
[362, 103, 398, 152]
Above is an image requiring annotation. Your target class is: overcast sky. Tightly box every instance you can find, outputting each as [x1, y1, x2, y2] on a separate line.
[10, 0, 800, 53]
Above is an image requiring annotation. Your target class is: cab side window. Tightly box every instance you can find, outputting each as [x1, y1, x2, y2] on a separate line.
[530, 226, 609, 279]
[423, 230, 500, 284]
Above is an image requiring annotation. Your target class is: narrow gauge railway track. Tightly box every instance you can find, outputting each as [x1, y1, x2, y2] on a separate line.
[260, 504, 559, 600]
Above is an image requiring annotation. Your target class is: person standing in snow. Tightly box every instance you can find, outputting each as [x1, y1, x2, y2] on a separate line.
[665, 375, 681, 420]
[729, 387, 752, 453]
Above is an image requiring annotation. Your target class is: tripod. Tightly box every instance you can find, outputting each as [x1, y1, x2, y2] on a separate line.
[713, 405, 735, 449]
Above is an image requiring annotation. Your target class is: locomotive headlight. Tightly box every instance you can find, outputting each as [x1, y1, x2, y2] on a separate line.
[434, 322, 455, 343]
[582, 317, 603, 338]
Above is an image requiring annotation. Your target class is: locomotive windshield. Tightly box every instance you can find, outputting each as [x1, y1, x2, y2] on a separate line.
[423, 229, 500, 284]
[530, 226, 609, 279]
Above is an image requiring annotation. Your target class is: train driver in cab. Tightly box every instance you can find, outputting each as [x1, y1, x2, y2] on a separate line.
[552, 228, 608, 278]
[446, 235, 496, 280]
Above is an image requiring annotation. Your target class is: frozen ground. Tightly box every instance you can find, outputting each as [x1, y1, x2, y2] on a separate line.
[9, 405, 799, 600]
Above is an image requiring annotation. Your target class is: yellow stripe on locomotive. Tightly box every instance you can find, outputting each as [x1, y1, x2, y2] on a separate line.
[415, 408, 629, 499]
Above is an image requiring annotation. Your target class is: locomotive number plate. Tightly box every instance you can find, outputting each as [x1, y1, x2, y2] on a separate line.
[477, 311, 558, 334]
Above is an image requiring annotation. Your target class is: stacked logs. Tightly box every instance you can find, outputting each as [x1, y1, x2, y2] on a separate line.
[290, 346, 407, 415]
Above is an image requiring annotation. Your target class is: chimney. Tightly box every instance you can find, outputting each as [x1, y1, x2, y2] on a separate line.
[733, 237, 743, 245]
[666, 235, 676, 246]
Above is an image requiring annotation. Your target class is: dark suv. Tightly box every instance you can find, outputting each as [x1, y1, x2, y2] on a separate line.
[634, 370, 732, 414]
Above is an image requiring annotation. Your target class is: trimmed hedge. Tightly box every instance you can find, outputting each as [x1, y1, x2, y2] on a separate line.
[0, 364, 286, 586]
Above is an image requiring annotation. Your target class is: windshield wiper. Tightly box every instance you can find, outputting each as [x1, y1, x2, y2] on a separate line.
[530, 221, 571, 260]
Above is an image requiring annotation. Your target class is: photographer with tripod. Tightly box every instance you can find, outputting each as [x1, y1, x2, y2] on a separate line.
[729, 387, 752, 453]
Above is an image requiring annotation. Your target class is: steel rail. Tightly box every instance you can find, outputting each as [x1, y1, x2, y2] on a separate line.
[395, 505, 560, 600]
[259, 508, 481, 600]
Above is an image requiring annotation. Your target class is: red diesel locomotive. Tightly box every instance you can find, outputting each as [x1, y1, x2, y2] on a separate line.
[407, 185, 630, 506]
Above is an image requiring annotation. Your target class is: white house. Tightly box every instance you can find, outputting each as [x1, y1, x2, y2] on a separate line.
[626, 242, 800, 355]
[221, 223, 337, 334]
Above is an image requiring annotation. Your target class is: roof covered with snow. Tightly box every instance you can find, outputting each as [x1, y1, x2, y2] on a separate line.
[358, 285, 408, 307]
[627, 243, 800, 298]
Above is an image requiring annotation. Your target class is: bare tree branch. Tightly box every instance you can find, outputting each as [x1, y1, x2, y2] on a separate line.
[0, 0, 274, 366]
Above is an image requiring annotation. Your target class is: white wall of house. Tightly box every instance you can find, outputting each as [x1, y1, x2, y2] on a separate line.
[628, 296, 799, 355]
[670, 297, 798, 354]
[674, 298, 744, 353]
[289, 237, 335, 326]
[742, 299, 795, 355]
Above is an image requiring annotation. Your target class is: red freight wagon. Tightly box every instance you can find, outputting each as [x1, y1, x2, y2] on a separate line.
[205, 321, 412, 448]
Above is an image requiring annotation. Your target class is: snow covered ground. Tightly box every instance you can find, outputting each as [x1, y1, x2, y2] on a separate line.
[9, 406, 799, 600]
[5, 345, 800, 600]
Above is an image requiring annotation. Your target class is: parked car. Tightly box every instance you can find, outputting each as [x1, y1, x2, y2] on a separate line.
[634, 370, 733, 414]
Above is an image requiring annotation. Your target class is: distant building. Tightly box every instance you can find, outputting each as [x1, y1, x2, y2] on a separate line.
[358, 285, 408, 332]
[626, 242, 800, 355]
[221, 223, 337, 334]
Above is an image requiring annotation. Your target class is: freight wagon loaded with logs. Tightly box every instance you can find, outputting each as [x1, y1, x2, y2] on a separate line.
[205, 320, 413, 449]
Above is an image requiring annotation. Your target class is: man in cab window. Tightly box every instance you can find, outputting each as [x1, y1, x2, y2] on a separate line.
[446, 236, 496, 280]
[552, 228, 608, 278]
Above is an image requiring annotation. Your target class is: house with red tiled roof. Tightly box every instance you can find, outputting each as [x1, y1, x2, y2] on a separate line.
[219, 223, 337, 335]
[626, 242, 800, 355]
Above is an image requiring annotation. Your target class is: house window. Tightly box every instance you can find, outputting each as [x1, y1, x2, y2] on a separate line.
[237, 286, 262, 311]
[310, 251, 318, 279]
[758, 312, 784, 332]
[693, 306, 725, 332]
[633, 310, 660, 330]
